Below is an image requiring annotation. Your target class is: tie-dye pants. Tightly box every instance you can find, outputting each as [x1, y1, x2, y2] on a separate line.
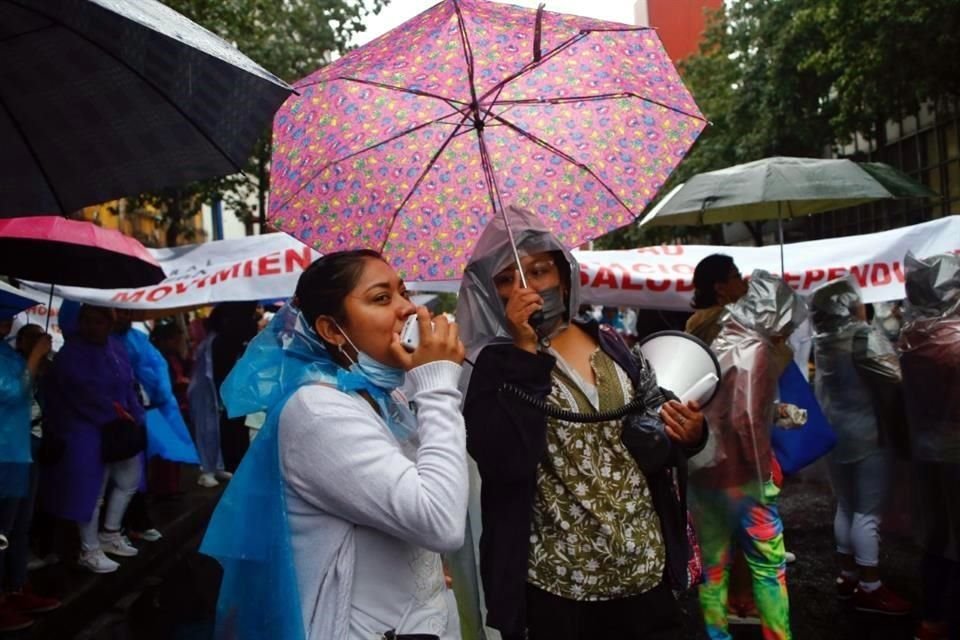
[689, 480, 791, 640]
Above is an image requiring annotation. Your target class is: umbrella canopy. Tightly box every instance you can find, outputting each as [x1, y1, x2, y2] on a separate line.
[0, 216, 164, 287]
[0, 0, 293, 216]
[639, 156, 937, 227]
[269, 0, 705, 280]
[0, 280, 47, 319]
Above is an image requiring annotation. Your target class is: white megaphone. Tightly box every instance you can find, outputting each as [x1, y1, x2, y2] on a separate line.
[638, 331, 721, 407]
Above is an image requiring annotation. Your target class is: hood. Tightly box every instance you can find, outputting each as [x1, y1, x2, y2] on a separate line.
[455, 205, 581, 355]
[810, 276, 862, 336]
[727, 270, 808, 338]
[219, 303, 341, 418]
[903, 251, 960, 322]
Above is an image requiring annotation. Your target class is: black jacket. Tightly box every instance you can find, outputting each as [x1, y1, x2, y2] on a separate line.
[463, 321, 707, 637]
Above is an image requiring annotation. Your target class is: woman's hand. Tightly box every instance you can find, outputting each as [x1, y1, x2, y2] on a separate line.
[504, 271, 543, 354]
[659, 399, 705, 447]
[390, 307, 465, 370]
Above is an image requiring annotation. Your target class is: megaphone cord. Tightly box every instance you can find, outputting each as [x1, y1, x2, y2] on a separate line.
[500, 383, 648, 423]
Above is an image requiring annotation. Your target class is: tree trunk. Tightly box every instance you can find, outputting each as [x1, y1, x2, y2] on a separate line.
[165, 190, 183, 248]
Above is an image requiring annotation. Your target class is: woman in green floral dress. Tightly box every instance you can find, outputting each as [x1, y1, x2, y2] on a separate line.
[457, 206, 707, 640]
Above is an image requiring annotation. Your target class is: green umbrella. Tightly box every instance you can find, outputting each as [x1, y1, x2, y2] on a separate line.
[638, 156, 937, 271]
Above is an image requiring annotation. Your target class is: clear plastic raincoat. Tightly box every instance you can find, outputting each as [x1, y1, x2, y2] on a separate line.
[456, 205, 580, 357]
[810, 277, 903, 463]
[898, 252, 960, 463]
[692, 270, 807, 492]
[457, 206, 703, 637]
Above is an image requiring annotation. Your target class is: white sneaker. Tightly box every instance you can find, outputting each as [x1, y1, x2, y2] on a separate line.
[78, 549, 119, 574]
[129, 528, 163, 543]
[197, 472, 219, 488]
[785, 551, 797, 564]
[99, 531, 139, 557]
[214, 470, 233, 481]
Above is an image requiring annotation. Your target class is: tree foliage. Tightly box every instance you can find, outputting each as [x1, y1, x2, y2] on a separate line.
[599, 0, 960, 249]
[131, 0, 387, 244]
[795, 0, 960, 142]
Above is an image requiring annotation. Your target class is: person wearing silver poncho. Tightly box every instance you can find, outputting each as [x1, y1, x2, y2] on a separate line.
[688, 270, 804, 640]
[897, 252, 960, 640]
[457, 205, 707, 640]
[809, 277, 911, 615]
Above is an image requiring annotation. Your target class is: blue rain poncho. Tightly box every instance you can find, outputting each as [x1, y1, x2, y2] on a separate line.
[187, 333, 223, 474]
[0, 340, 32, 497]
[119, 328, 199, 464]
[199, 304, 416, 640]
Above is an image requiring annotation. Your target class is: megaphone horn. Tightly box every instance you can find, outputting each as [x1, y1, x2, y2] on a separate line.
[638, 330, 722, 408]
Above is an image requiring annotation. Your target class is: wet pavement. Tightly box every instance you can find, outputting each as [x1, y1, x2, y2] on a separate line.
[681, 458, 924, 640]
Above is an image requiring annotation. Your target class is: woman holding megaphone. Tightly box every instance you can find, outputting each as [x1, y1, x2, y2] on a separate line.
[457, 206, 707, 640]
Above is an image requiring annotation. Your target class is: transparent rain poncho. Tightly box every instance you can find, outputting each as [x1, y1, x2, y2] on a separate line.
[199, 304, 418, 640]
[456, 204, 581, 357]
[898, 252, 960, 463]
[692, 270, 807, 493]
[810, 277, 903, 463]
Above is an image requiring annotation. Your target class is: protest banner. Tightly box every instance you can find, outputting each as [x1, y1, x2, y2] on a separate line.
[575, 215, 960, 310]
[24, 233, 320, 310]
[20, 216, 960, 313]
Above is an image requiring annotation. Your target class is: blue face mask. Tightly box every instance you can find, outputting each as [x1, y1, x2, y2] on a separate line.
[334, 321, 405, 391]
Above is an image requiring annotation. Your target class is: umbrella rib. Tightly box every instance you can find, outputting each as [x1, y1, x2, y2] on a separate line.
[0, 23, 57, 44]
[0, 91, 68, 213]
[490, 113, 637, 217]
[476, 31, 589, 105]
[451, 0, 481, 113]
[272, 115, 462, 217]
[376, 112, 473, 254]
[298, 76, 470, 110]
[494, 92, 707, 123]
[6, 7, 262, 175]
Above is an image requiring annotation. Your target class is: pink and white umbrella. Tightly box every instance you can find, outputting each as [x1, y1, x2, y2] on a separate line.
[269, 0, 705, 280]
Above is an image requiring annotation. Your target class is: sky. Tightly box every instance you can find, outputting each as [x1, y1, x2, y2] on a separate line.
[351, 0, 638, 47]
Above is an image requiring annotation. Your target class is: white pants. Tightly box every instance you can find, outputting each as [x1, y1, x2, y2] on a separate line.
[78, 456, 142, 551]
[828, 451, 892, 567]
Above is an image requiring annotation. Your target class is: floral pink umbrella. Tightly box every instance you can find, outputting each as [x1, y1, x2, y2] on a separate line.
[269, 0, 706, 281]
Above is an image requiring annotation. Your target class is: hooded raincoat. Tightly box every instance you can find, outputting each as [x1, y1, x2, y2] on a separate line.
[810, 277, 903, 464]
[898, 252, 960, 463]
[39, 309, 144, 522]
[119, 327, 199, 464]
[692, 271, 807, 492]
[457, 206, 704, 638]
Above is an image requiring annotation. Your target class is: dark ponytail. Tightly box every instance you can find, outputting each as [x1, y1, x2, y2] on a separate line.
[691, 254, 735, 309]
[295, 250, 384, 327]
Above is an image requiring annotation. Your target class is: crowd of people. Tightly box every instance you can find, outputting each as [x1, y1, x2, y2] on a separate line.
[0, 205, 957, 640]
[0, 299, 265, 632]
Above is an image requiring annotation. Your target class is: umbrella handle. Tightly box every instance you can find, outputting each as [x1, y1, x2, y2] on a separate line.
[44, 284, 54, 333]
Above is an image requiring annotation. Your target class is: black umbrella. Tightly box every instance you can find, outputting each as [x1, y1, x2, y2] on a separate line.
[0, 0, 293, 215]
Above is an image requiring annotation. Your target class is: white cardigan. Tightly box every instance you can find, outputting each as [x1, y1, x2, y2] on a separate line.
[278, 361, 468, 640]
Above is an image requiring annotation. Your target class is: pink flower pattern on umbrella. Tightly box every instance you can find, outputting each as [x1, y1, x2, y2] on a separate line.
[270, 0, 705, 280]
